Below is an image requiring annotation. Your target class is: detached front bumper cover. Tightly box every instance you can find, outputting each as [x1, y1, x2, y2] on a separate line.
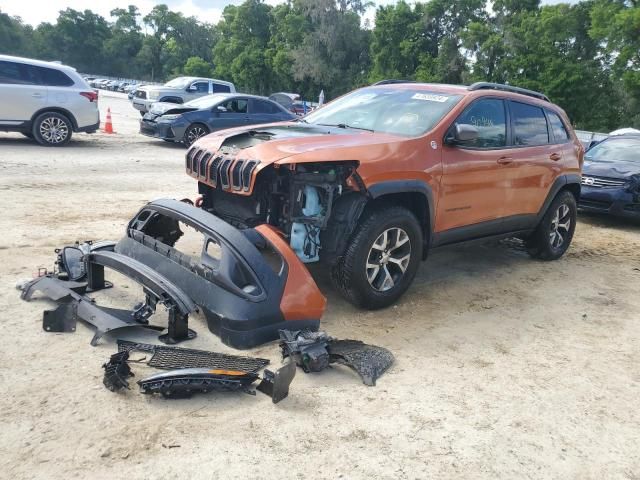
[117, 199, 326, 349]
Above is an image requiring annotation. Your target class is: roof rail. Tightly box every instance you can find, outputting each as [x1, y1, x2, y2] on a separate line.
[372, 79, 417, 86]
[468, 82, 550, 102]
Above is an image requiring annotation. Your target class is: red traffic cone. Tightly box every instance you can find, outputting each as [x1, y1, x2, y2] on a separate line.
[104, 108, 114, 134]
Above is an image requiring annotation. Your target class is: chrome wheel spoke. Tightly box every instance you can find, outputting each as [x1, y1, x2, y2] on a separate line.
[380, 265, 394, 290]
[388, 253, 410, 273]
[365, 226, 411, 292]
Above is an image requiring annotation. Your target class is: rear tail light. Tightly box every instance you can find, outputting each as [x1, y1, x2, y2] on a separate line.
[80, 91, 98, 102]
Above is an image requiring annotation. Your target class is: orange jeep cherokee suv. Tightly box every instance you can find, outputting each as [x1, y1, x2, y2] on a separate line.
[186, 82, 583, 309]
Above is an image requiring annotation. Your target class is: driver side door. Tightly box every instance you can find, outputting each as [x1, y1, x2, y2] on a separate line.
[185, 80, 210, 101]
[436, 97, 517, 235]
[208, 98, 250, 131]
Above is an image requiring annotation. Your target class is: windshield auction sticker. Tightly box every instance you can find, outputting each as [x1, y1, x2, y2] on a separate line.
[412, 93, 449, 102]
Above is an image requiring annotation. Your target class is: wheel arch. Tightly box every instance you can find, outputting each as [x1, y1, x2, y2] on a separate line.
[31, 107, 78, 131]
[159, 96, 183, 104]
[367, 180, 434, 259]
[536, 174, 581, 221]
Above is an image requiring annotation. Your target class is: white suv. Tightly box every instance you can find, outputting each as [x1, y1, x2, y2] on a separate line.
[0, 55, 100, 146]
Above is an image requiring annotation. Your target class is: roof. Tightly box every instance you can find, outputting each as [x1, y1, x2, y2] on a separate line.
[0, 54, 77, 72]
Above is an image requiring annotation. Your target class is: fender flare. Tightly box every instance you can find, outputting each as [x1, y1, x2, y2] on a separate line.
[536, 173, 581, 221]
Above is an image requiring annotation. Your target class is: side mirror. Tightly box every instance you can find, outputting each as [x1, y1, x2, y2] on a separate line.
[445, 123, 479, 145]
[216, 105, 227, 113]
[187, 85, 197, 92]
[61, 247, 85, 281]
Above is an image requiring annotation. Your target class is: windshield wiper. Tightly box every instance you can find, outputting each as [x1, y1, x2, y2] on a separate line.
[317, 123, 374, 132]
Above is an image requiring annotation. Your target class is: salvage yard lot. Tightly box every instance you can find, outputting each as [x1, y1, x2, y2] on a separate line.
[1, 91, 639, 479]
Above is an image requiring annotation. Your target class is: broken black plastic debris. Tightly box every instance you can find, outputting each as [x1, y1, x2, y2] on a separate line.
[102, 351, 134, 391]
[279, 329, 394, 386]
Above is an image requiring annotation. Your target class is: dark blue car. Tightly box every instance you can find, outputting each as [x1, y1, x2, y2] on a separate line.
[140, 93, 296, 146]
[579, 134, 640, 219]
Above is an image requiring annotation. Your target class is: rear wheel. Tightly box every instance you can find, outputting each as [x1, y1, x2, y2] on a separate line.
[330, 205, 422, 309]
[32, 112, 72, 146]
[183, 123, 209, 147]
[526, 190, 576, 260]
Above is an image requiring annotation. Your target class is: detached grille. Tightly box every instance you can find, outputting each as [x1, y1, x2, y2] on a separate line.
[581, 176, 627, 188]
[185, 148, 259, 192]
[135, 90, 147, 99]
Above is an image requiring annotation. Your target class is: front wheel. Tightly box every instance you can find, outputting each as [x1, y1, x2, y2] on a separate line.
[183, 123, 210, 147]
[330, 205, 422, 309]
[526, 190, 577, 260]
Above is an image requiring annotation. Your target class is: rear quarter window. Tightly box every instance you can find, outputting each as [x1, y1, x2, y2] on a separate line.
[511, 101, 549, 146]
[547, 110, 570, 143]
[36, 67, 74, 87]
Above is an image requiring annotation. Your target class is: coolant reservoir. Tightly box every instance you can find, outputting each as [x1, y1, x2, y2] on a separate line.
[290, 186, 321, 263]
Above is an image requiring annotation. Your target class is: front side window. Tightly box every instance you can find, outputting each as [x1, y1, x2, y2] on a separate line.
[547, 110, 570, 143]
[454, 98, 506, 148]
[304, 87, 462, 137]
[220, 98, 248, 114]
[511, 101, 549, 146]
[191, 81, 209, 93]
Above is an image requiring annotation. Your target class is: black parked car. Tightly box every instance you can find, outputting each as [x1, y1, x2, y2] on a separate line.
[579, 134, 640, 219]
[140, 93, 296, 146]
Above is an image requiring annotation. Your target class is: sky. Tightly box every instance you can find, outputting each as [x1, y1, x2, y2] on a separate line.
[0, 0, 577, 28]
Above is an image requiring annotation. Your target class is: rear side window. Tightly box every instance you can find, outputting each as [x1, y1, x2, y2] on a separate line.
[547, 110, 570, 143]
[211, 83, 231, 93]
[511, 101, 549, 146]
[36, 67, 74, 87]
[251, 99, 280, 114]
[455, 98, 506, 148]
[0, 61, 29, 84]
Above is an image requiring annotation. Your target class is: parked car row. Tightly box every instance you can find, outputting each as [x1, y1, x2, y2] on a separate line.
[88, 78, 142, 93]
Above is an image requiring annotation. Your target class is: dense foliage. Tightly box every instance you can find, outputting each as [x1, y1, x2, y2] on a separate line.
[1, 0, 639, 130]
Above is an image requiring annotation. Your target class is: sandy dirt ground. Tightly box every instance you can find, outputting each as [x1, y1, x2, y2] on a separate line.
[1, 91, 639, 479]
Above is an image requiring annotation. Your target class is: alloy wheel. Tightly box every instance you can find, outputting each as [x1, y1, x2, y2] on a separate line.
[549, 203, 571, 249]
[39, 117, 69, 144]
[366, 227, 412, 292]
[186, 126, 207, 145]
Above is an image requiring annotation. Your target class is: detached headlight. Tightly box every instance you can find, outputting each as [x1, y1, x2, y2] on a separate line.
[160, 114, 182, 121]
[147, 91, 160, 101]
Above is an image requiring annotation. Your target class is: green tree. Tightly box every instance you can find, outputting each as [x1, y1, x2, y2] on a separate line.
[0, 10, 34, 57]
[182, 56, 213, 77]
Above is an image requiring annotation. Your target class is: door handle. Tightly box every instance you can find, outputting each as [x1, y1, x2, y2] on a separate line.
[32, 93, 43, 98]
[550, 153, 561, 161]
[497, 156, 513, 165]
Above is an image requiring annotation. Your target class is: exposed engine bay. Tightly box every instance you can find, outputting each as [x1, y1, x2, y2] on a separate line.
[197, 160, 362, 263]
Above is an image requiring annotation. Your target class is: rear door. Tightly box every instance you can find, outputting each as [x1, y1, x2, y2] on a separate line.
[0, 60, 46, 124]
[437, 97, 514, 232]
[503, 100, 559, 217]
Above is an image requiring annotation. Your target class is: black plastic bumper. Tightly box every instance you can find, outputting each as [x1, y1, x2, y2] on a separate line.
[116, 199, 321, 349]
[139, 120, 175, 140]
[77, 120, 100, 133]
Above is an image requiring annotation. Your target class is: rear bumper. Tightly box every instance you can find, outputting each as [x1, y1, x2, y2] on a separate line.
[132, 99, 152, 112]
[77, 120, 100, 133]
[579, 186, 640, 218]
[116, 199, 326, 349]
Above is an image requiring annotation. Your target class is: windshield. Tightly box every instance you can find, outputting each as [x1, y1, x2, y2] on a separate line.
[164, 77, 191, 89]
[304, 88, 462, 137]
[585, 137, 640, 163]
[184, 94, 231, 109]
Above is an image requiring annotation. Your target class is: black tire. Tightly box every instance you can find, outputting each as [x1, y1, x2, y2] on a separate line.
[330, 205, 423, 309]
[32, 112, 72, 146]
[526, 190, 577, 260]
[183, 123, 210, 147]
